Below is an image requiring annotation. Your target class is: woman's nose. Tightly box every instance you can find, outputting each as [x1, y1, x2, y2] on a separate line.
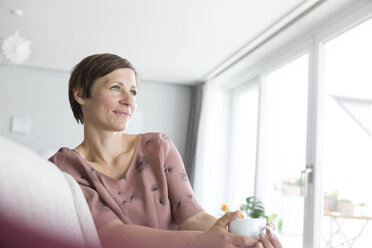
[119, 91, 135, 106]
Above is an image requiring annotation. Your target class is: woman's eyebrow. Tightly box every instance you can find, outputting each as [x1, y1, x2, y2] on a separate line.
[106, 81, 137, 88]
[105, 81, 124, 85]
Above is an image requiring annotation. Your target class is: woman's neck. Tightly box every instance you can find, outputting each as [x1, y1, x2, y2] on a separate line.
[76, 124, 129, 166]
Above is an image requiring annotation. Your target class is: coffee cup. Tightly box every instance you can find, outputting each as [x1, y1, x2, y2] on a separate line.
[228, 217, 272, 239]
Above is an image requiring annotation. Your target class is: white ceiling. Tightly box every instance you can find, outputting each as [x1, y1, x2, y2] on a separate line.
[0, 0, 310, 85]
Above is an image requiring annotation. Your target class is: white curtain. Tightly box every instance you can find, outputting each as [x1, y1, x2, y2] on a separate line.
[193, 78, 231, 216]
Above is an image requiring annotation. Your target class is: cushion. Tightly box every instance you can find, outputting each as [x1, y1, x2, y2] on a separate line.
[0, 136, 101, 248]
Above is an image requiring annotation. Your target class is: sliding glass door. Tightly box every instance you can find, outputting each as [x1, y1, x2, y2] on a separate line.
[229, 7, 372, 248]
[320, 17, 372, 248]
[256, 54, 309, 247]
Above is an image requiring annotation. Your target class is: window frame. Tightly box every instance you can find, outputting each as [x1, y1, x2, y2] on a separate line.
[226, 1, 372, 247]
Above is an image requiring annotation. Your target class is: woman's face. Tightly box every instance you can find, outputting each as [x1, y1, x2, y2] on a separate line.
[79, 68, 137, 132]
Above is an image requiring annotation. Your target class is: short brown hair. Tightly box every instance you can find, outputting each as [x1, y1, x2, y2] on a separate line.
[68, 53, 138, 124]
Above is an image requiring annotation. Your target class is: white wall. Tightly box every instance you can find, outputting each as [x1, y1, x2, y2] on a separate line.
[0, 64, 191, 158]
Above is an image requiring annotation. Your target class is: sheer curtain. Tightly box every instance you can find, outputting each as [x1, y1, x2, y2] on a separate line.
[193, 78, 231, 215]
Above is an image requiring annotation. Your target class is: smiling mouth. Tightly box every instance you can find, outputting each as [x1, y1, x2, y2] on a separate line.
[113, 111, 130, 118]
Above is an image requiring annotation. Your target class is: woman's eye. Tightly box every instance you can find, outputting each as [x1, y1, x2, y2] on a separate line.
[111, 85, 120, 91]
[130, 90, 137, 96]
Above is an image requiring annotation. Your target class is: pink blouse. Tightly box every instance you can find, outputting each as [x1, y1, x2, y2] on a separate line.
[49, 133, 203, 230]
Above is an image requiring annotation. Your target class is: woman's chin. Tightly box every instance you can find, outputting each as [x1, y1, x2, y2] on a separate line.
[109, 119, 130, 131]
[115, 123, 129, 132]
[112, 126, 127, 132]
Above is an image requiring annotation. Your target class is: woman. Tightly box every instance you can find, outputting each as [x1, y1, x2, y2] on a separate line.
[49, 53, 282, 248]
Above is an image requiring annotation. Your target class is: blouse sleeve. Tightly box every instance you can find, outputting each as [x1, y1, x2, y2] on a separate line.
[160, 134, 204, 225]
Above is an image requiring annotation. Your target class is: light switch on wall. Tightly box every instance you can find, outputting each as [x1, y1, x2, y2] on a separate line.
[11, 116, 32, 134]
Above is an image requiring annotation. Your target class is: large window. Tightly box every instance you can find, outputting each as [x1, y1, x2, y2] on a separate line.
[258, 54, 309, 247]
[224, 3, 372, 248]
[320, 17, 372, 248]
[229, 18, 372, 248]
[228, 83, 259, 209]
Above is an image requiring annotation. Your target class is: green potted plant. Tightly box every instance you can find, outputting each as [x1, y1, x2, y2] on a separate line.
[222, 196, 283, 235]
[240, 196, 266, 218]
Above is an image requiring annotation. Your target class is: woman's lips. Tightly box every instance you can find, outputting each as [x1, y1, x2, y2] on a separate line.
[113, 111, 130, 118]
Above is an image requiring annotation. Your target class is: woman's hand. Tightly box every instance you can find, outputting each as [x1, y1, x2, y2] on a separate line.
[200, 210, 260, 248]
[257, 223, 282, 248]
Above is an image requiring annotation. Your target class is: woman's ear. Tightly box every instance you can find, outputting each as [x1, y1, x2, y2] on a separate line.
[73, 86, 86, 105]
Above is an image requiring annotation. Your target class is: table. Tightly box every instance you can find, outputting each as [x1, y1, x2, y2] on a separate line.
[323, 211, 372, 247]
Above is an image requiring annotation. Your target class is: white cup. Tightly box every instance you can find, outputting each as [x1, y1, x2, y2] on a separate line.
[228, 218, 271, 239]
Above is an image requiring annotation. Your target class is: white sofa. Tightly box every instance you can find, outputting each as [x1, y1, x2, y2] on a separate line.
[0, 136, 101, 248]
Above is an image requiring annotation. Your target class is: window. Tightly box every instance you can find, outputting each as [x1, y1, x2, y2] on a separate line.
[228, 83, 259, 209]
[320, 17, 372, 248]
[257, 54, 309, 247]
[210, 2, 372, 247]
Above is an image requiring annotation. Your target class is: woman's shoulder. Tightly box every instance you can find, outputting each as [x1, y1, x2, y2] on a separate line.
[48, 147, 86, 175]
[48, 147, 74, 164]
[136, 133, 175, 155]
[139, 132, 166, 138]
[139, 132, 172, 145]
